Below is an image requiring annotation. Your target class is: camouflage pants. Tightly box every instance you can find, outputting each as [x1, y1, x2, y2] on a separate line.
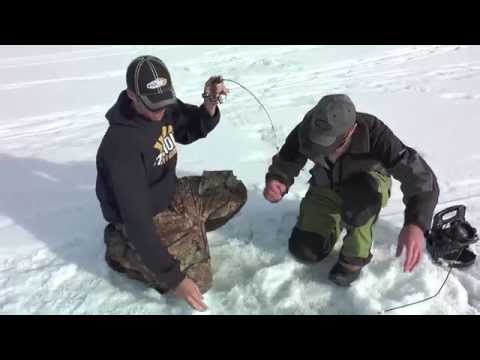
[104, 171, 247, 294]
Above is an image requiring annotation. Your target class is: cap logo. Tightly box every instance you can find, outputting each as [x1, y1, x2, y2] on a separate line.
[314, 118, 332, 131]
[146, 77, 168, 90]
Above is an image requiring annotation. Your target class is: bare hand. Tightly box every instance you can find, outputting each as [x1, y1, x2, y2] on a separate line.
[263, 179, 287, 203]
[202, 76, 230, 115]
[174, 277, 208, 312]
[396, 224, 425, 272]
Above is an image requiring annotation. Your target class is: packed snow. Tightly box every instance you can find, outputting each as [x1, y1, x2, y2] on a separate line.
[1, 45, 479, 314]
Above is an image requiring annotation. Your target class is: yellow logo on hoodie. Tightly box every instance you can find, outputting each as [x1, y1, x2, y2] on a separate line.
[153, 125, 177, 167]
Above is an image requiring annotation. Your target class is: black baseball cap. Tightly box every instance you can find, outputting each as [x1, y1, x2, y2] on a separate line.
[126, 55, 177, 111]
[299, 94, 357, 156]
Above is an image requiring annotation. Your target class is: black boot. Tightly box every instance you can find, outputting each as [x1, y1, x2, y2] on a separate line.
[328, 261, 362, 287]
[104, 223, 128, 274]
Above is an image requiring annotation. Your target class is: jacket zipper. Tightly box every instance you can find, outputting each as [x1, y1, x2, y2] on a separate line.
[325, 158, 334, 190]
[326, 157, 344, 192]
[339, 157, 344, 185]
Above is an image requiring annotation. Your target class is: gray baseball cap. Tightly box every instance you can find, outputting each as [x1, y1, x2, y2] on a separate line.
[299, 94, 357, 157]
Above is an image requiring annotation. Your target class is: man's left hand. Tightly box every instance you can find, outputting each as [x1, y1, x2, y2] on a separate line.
[396, 224, 425, 272]
[202, 76, 229, 116]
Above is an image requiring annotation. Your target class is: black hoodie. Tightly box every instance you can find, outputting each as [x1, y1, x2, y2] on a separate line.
[96, 90, 220, 290]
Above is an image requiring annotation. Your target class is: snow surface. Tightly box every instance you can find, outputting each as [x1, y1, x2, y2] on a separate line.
[1, 45, 480, 314]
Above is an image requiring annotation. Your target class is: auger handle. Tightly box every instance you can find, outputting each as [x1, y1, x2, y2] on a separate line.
[432, 205, 466, 230]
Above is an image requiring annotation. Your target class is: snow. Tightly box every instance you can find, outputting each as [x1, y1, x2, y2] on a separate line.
[1, 45, 479, 314]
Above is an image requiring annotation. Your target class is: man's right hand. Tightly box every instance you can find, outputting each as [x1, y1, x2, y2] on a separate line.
[174, 277, 208, 312]
[263, 179, 287, 203]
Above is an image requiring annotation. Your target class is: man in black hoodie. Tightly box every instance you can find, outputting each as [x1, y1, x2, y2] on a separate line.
[96, 55, 247, 311]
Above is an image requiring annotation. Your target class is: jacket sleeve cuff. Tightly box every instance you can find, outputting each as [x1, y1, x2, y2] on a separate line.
[160, 264, 187, 292]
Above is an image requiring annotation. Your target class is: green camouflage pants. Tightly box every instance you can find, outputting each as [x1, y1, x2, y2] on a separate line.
[104, 171, 247, 294]
[290, 171, 391, 265]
